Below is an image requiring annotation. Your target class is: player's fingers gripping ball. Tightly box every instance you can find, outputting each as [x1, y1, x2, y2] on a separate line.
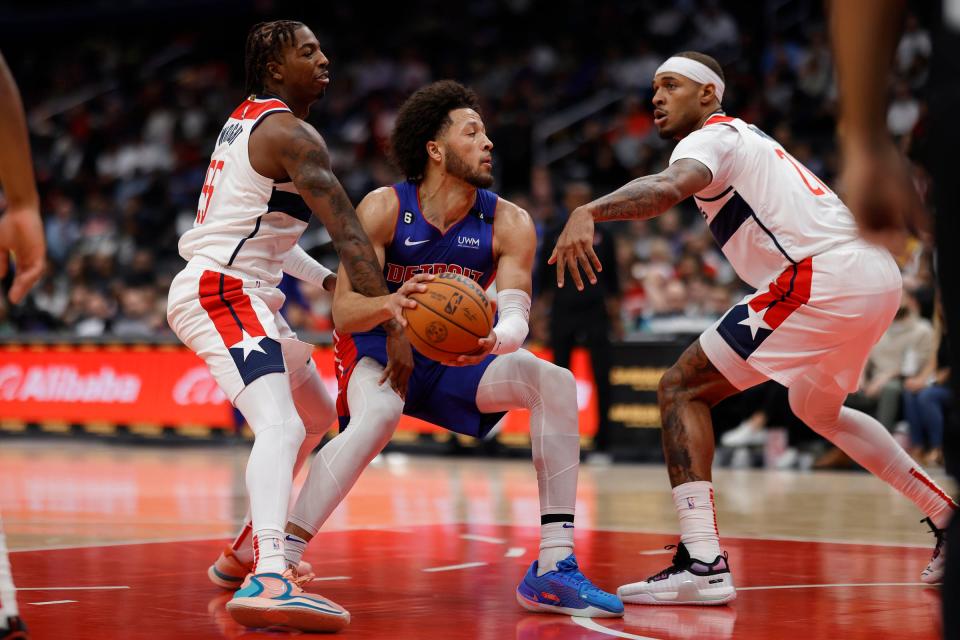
[402, 272, 494, 363]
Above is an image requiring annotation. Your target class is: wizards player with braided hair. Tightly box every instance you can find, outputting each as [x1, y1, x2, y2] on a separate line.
[167, 20, 409, 631]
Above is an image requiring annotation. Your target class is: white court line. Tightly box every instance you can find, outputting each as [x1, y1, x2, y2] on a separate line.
[462, 519, 935, 549]
[310, 576, 351, 582]
[571, 617, 661, 639]
[422, 562, 487, 573]
[9, 523, 419, 553]
[16, 586, 130, 591]
[28, 600, 77, 606]
[504, 547, 525, 558]
[637, 549, 673, 555]
[9, 534, 235, 554]
[460, 534, 506, 544]
[738, 581, 930, 591]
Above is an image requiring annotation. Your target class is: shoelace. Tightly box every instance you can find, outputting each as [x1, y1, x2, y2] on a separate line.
[282, 568, 314, 589]
[645, 545, 685, 582]
[922, 517, 945, 560]
[555, 557, 608, 597]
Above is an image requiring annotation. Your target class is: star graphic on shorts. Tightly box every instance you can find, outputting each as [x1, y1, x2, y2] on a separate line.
[738, 304, 772, 340]
[231, 330, 267, 361]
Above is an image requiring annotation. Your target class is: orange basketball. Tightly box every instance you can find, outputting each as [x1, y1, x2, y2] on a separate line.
[403, 272, 494, 363]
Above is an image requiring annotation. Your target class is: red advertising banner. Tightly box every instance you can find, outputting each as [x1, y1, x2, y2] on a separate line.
[0, 345, 597, 439]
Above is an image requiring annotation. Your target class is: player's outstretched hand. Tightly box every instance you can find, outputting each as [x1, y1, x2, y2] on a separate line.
[547, 206, 601, 291]
[381, 331, 414, 399]
[0, 205, 46, 304]
[451, 333, 497, 367]
[840, 140, 928, 255]
[385, 273, 435, 327]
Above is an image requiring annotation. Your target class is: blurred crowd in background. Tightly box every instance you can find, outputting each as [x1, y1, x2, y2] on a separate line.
[0, 1, 948, 466]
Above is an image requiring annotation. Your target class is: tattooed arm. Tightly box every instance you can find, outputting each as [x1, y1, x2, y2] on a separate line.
[251, 114, 393, 309]
[548, 159, 711, 290]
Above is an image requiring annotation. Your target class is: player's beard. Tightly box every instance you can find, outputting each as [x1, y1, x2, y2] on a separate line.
[445, 149, 494, 189]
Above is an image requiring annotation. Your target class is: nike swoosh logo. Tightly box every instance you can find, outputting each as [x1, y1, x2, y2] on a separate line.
[404, 237, 431, 246]
[562, 523, 575, 528]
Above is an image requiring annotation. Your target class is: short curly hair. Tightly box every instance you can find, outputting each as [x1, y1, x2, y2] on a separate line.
[390, 80, 481, 183]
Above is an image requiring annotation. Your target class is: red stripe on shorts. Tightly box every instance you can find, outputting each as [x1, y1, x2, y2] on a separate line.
[749, 257, 813, 329]
[197, 271, 267, 348]
[333, 331, 359, 419]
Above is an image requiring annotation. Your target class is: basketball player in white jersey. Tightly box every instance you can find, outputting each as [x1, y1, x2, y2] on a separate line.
[0, 50, 43, 640]
[550, 51, 957, 606]
[166, 21, 414, 632]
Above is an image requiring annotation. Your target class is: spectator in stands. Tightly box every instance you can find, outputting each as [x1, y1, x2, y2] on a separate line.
[902, 303, 952, 467]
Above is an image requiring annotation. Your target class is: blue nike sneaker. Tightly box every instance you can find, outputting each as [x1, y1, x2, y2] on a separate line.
[516, 554, 624, 618]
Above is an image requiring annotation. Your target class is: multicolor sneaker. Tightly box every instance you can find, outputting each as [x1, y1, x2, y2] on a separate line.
[617, 543, 736, 606]
[208, 547, 314, 590]
[920, 517, 946, 584]
[516, 554, 624, 618]
[225, 570, 350, 632]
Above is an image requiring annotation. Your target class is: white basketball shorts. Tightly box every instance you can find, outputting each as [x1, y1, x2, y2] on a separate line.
[700, 241, 903, 393]
[167, 264, 314, 403]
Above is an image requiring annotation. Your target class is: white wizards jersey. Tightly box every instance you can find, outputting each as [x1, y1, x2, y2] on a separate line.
[177, 96, 312, 287]
[670, 114, 861, 289]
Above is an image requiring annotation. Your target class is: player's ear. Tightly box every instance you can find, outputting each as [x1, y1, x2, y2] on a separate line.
[701, 83, 717, 106]
[266, 60, 282, 83]
[426, 140, 442, 163]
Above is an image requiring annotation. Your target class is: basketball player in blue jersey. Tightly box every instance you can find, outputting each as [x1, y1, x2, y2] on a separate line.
[273, 81, 623, 618]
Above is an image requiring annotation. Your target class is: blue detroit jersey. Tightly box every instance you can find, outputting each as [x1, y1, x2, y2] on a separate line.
[336, 181, 504, 437]
[383, 181, 498, 292]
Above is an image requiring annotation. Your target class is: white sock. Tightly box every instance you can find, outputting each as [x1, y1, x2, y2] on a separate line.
[284, 533, 308, 569]
[673, 481, 722, 562]
[253, 529, 286, 575]
[538, 521, 575, 575]
[789, 375, 959, 529]
[833, 407, 957, 528]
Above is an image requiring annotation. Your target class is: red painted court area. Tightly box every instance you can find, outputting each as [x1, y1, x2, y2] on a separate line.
[12, 525, 940, 639]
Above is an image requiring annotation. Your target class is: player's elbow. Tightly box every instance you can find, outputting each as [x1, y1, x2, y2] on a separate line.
[654, 175, 686, 207]
[331, 307, 359, 334]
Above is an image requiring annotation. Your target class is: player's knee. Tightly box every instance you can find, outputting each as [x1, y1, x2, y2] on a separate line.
[281, 415, 307, 449]
[657, 365, 684, 412]
[541, 360, 576, 396]
[788, 379, 841, 432]
[520, 350, 576, 405]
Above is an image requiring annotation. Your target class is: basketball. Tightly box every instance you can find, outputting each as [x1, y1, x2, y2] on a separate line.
[403, 272, 494, 363]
